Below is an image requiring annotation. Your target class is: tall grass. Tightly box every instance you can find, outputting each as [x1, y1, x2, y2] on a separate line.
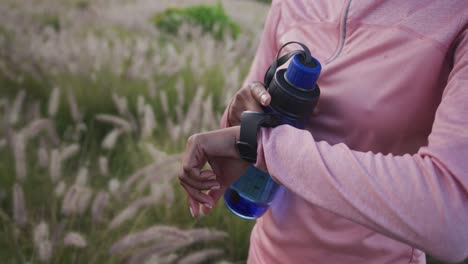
[0, 86, 257, 262]
[0, 0, 262, 262]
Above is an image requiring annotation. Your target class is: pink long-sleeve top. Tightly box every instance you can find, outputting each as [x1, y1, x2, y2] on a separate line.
[221, 1, 468, 263]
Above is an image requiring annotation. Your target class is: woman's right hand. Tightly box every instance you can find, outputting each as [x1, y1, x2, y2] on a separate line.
[227, 82, 271, 126]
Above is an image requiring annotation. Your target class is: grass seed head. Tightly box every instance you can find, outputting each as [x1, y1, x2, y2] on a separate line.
[110, 225, 188, 255]
[13, 183, 28, 227]
[49, 149, 62, 182]
[9, 89, 26, 125]
[54, 181, 66, 197]
[67, 88, 82, 122]
[48, 87, 60, 118]
[33, 221, 50, 245]
[178, 248, 224, 264]
[91, 191, 109, 224]
[96, 114, 133, 133]
[99, 156, 109, 176]
[38, 240, 53, 262]
[60, 144, 80, 161]
[64, 232, 87, 248]
[108, 196, 158, 230]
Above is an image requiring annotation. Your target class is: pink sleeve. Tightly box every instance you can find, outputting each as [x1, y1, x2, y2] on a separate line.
[220, 1, 281, 128]
[256, 30, 468, 262]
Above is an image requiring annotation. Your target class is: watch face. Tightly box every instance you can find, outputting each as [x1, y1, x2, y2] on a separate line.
[236, 141, 257, 163]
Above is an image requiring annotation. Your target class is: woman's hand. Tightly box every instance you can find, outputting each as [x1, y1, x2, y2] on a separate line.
[179, 126, 250, 218]
[227, 82, 271, 126]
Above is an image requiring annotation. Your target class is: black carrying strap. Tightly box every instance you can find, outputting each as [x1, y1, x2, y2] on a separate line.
[237, 111, 282, 163]
[264, 41, 313, 87]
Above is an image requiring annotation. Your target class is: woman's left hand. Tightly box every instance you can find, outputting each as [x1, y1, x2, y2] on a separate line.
[179, 126, 249, 218]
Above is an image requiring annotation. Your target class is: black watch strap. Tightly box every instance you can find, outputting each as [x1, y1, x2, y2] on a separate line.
[236, 111, 282, 163]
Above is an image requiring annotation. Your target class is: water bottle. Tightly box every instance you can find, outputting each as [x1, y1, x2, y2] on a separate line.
[224, 41, 322, 219]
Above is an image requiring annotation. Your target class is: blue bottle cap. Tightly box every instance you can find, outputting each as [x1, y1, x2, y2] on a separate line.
[285, 54, 321, 90]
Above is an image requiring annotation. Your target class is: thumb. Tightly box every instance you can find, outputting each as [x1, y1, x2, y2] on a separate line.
[249, 82, 271, 106]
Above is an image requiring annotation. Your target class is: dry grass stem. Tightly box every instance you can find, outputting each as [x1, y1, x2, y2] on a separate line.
[25, 101, 41, 122]
[159, 90, 169, 116]
[75, 167, 89, 186]
[38, 145, 49, 169]
[121, 154, 182, 196]
[127, 240, 192, 264]
[108, 178, 120, 195]
[96, 114, 133, 133]
[182, 86, 204, 135]
[33, 221, 49, 245]
[64, 232, 87, 248]
[137, 95, 146, 117]
[49, 149, 61, 182]
[91, 191, 109, 224]
[108, 196, 158, 230]
[201, 95, 215, 131]
[186, 229, 228, 243]
[38, 240, 53, 261]
[48, 87, 60, 118]
[177, 248, 224, 264]
[22, 119, 55, 141]
[112, 93, 129, 116]
[0, 0, 265, 261]
[102, 129, 122, 150]
[33, 222, 53, 261]
[60, 144, 80, 161]
[110, 225, 189, 255]
[135, 162, 179, 193]
[145, 253, 179, 264]
[175, 105, 184, 125]
[11, 132, 26, 181]
[62, 185, 93, 216]
[175, 78, 185, 106]
[9, 89, 26, 125]
[67, 88, 82, 122]
[13, 183, 28, 227]
[166, 118, 182, 143]
[99, 156, 109, 176]
[141, 104, 156, 139]
[144, 142, 165, 161]
[54, 181, 66, 197]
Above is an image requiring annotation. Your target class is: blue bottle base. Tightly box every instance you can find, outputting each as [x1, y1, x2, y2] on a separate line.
[224, 188, 269, 220]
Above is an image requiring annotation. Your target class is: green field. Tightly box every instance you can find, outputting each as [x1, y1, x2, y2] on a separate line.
[0, 0, 264, 262]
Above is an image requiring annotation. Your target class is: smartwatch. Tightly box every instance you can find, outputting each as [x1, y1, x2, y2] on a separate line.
[236, 111, 282, 163]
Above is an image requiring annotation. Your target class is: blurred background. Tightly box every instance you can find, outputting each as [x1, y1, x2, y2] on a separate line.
[0, 0, 270, 263]
[0, 0, 456, 263]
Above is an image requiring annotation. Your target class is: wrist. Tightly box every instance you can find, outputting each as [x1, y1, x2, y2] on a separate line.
[198, 126, 241, 160]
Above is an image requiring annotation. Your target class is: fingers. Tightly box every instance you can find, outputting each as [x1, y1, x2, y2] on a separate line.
[180, 169, 219, 218]
[187, 196, 199, 218]
[181, 182, 215, 209]
[227, 82, 269, 126]
[181, 166, 213, 182]
[183, 184, 223, 218]
[182, 134, 207, 172]
[179, 129, 243, 218]
[249, 82, 271, 106]
[179, 170, 220, 192]
[228, 90, 262, 126]
[201, 188, 225, 215]
[180, 134, 214, 218]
